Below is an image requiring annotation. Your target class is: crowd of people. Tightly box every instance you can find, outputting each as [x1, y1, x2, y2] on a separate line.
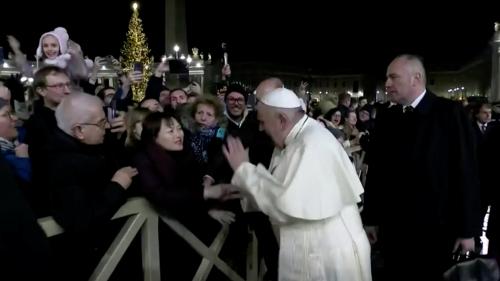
[1, 26, 499, 281]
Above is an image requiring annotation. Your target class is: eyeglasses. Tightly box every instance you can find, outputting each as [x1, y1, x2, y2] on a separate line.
[0, 111, 14, 119]
[77, 119, 109, 129]
[46, 82, 71, 89]
[227, 97, 245, 104]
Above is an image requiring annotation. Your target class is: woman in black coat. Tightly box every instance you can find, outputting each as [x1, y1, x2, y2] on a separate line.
[134, 111, 238, 280]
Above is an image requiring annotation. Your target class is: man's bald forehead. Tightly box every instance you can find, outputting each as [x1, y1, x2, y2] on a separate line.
[394, 55, 424, 71]
[0, 85, 11, 100]
[395, 54, 426, 84]
[66, 92, 103, 107]
[57, 93, 103, 121]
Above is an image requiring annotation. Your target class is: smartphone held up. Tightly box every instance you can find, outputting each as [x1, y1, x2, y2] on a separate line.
[133, 62, 143, 72]
[107, 100, 117, 121]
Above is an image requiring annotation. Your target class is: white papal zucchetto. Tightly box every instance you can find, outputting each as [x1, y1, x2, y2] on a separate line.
[260, 88, 302, 109]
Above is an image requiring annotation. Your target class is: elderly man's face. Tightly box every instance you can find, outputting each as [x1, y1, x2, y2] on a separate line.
[256, 104, 285, 148]
[385, 58, 414, 105]
[78, 106, 108, 145]
[226, 92, 246, 117]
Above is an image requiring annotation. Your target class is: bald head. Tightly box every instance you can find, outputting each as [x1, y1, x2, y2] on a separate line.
[394, 54, 427, 86]
[55, 92, 104, 135]
[0, 85, 11, 102]
[256, 77, 284, 101]
[385, 54, 427, 105]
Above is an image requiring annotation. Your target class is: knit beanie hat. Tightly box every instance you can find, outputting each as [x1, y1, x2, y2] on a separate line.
[225, 83, 248, 103]
[36, 27, 69, 58]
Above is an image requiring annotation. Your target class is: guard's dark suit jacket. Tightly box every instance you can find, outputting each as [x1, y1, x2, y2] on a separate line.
[472, 120, 500, 215]
[363, 91, 482, 280]
[480, 123, 500, 256]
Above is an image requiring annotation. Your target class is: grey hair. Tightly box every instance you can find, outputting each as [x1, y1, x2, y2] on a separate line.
[55, 92, 104, 135]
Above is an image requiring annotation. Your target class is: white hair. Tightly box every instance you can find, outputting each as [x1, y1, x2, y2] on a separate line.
[55, 92, 104, 135]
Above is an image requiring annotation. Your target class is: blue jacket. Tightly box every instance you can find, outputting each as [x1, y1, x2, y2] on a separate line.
[1, 149, 31, 182]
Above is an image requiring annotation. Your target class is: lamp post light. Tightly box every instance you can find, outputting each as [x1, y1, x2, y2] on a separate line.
[173, 44, 180, 59]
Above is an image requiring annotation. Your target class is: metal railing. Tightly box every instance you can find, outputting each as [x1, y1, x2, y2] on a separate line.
[37, 197, 260, 281]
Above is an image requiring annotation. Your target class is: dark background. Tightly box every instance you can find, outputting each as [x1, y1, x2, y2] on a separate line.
[1, 0, 499, 74]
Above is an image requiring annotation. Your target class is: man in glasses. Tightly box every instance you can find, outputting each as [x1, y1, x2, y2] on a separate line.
[24, 65, 71, 216]
[49, 92, 138, 280]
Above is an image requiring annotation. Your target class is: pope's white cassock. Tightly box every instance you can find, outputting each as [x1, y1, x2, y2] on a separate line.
[231, 88, 372, 281]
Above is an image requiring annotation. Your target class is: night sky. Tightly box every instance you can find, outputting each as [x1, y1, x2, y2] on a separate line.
[1, 0, 499, 75]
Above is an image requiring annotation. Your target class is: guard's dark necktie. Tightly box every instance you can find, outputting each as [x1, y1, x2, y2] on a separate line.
[404, 105, 414, 114]
[481, 124, 487, 134]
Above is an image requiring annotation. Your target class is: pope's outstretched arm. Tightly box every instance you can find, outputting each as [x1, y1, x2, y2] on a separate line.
[224, 135, 364, 224]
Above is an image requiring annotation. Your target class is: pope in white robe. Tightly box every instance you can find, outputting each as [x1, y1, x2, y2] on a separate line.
[223, 88, 372, 281]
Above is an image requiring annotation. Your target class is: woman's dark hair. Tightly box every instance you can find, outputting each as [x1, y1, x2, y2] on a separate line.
[140, 111, 179, 145]
[324, 107, 344, 125]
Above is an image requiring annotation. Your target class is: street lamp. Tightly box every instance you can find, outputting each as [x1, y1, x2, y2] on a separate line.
[173, 45, 180, 59]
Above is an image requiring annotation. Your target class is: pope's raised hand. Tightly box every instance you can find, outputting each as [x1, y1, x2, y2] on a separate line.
[222, 136, 249, 171]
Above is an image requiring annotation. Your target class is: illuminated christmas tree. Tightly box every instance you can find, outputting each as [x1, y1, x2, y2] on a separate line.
[120, 2, 153, 101]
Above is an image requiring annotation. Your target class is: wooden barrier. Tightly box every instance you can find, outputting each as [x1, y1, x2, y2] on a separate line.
[38, 197, 260, 281]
